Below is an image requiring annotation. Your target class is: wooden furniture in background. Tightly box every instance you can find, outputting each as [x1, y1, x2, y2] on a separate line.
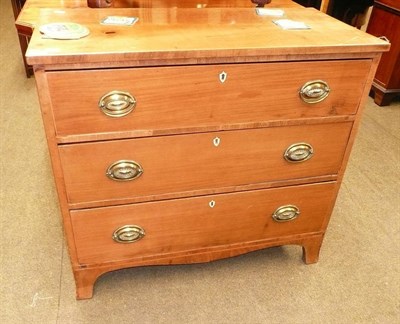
[293, 0, 321, 9]
[320, 0, 330, 12]
[11, 0, 33, 77]
[322, 0, 374, 28]
[26, 6, 387, 299]
[10, 0, 25, 17]
[367, 0, 400, 106]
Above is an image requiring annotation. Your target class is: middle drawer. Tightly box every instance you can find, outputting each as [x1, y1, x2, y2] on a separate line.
[59, 122, 352, 206]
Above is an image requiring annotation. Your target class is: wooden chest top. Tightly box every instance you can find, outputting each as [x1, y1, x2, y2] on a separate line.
[26, 7, 389, 67]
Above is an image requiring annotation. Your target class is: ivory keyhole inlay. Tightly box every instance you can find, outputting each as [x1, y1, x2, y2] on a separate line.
[213, 137, 221, 147]
[219, 71, 227, 83]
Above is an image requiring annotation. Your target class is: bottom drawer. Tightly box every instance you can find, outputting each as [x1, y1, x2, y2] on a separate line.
[71, 182, 336, 264]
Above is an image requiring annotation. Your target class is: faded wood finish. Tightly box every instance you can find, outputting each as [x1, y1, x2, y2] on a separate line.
[48, 60, 370, 140]
[25, 8, 389, 66]
[26, 5, 388, 299]
[15, 1, 300, 76]
[32, 68, 81, 266]
[59, 123, 352, 206]
[71, 182, 336, 264]
[73, 233, 324, 298]
[320, 55, 382, 231]
[65, 174, 341, 209]
[57, 115, 356, 144]
[17, 0, 301, 31]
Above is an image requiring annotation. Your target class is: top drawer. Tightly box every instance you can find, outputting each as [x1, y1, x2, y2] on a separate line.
[47, 60, 370, 141]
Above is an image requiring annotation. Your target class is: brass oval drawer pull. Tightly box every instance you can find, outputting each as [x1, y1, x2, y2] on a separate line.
[272, 205, 300, 222]
[284, 143, 314, 163]
[299, 80, 330, 104]
[99, 91, 136, 117]
[112, 225, 145, 244]
[106, 160, 143, 181]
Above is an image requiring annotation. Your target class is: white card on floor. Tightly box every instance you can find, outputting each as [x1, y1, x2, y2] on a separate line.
[273, 19, 310, 30]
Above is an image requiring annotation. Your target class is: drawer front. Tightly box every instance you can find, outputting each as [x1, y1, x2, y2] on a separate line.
[59, 122, 352, 205]
[71, 182, 336, 264]
[48, 60, 370, 139]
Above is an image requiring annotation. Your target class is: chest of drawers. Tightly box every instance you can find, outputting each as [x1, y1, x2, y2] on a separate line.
[366, 0, 400, 106]
[26, 6, 388, 299]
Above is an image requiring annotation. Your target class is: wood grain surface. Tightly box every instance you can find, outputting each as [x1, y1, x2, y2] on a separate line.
[16, 0, 301, 32]
[47, 60, 370, 141]
[59, 122, 352, 206]
[71, 181, 335, 264]
[25, 7, 389, 66]
[25, 2, 389, 299]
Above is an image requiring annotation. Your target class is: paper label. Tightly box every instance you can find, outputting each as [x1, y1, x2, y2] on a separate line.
[273, 19, 310, 30]
[39, 23, 90, 40]
[256, 8, 285, 17]
[101, 16, 139, 26]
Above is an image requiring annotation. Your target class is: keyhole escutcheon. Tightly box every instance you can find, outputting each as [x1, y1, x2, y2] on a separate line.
[219, 71, 227, 83]
[213, 137, 221, 147]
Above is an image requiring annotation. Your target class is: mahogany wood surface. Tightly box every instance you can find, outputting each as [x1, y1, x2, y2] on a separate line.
[59, 123, 352, 206]
[14, 0, 300, 77]
[26, 4, 388, 299]
[11, 0, 33, 76]
[15, 0, 301, 78]
[71, 182, 335, 264]
[47, 60, 370, 141]
[73, 233, 324, 299]
[55, 115, 356, 144]
[33, 68, 82, 267]
[17, 0, 301, 30]
[366, 1, 400, 105]
[25, 7, 389, 66]
[376, 0, 400, 10]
